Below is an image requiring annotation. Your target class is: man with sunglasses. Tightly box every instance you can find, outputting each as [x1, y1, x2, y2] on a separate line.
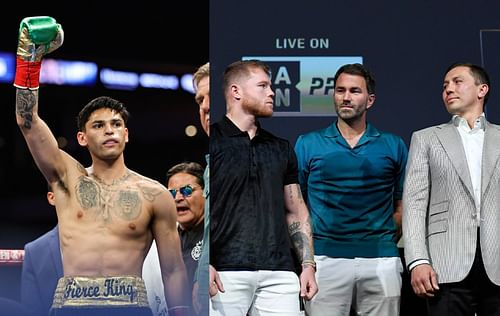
[143, 63, 211, 316]
[167, 162, 206, 315]
[143, 162, 206, 316]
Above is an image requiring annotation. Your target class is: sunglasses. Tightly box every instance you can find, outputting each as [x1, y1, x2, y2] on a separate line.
[168, 184, 198, 198]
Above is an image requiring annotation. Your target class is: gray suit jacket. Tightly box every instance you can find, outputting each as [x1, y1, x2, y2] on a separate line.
[403, 120, 500, 284]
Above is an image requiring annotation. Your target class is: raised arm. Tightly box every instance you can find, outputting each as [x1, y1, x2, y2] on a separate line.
[14, 17, 65, 184]
[283, 183, 318, 300]
[16, 89, 67, 183]
[151, 186, 189, 316]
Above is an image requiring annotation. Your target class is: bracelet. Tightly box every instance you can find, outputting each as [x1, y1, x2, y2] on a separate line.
[302, 260, 317, 271]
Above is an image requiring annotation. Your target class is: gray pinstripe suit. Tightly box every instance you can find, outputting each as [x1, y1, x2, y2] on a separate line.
[402, 119, 500, 285]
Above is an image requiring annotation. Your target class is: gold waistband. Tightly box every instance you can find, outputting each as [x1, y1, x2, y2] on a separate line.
[52, 276, 149, 308]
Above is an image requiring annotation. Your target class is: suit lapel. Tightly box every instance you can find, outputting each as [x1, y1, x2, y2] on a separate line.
[482, 122, 500, 196]
[435, 122, 474, 197]
[49, 226, 64, 277]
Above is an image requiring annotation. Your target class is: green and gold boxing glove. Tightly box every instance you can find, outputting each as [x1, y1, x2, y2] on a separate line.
[14, 16, 64, 90]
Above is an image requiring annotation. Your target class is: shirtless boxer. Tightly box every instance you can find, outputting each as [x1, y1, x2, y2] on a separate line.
[14, 16, 188, 316]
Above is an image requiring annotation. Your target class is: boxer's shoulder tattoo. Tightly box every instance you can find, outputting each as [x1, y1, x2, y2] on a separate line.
[16, 89, 37, 129]
[137, 183, 164, 202]
[132, 173, 164, 202]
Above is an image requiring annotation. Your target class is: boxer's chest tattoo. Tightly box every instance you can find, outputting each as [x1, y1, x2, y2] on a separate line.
[76, 173, 142, 223]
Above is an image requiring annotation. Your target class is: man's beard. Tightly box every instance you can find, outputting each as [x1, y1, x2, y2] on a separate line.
[242, 99, 273, 118]
[335, 103, 365, 122]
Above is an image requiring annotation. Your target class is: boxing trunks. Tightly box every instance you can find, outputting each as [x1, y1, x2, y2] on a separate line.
[49, 276, 152, 316]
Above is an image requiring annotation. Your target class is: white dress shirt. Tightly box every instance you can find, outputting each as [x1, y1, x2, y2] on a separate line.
[453, 114, 485, 226]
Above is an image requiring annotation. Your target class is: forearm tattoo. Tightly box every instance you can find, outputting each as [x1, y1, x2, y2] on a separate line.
[289, 220, 314, 262]
[16, 89, 37, 129]
[287, 184, 305, 205]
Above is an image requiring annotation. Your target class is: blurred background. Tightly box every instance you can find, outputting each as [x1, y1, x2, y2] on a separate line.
[0, 1, 208, 299]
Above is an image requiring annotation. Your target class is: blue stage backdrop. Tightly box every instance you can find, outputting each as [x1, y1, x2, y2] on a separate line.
[210, 0, 500, 147]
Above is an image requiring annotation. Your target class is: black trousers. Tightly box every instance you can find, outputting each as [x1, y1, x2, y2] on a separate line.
[427, 230, 500, 316]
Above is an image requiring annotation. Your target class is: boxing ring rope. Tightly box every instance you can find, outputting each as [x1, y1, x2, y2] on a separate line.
[0, 250, 24, 265]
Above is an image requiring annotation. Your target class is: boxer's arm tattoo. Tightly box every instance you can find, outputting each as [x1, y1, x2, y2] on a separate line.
[16, 89, 37, 129]
[289, 219, 314, 262]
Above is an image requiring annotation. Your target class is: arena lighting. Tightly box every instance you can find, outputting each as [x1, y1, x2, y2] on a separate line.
[0, 51, 195, 92]
[185, 124, 198, 137]
[140, 73, 179, 90]
[180, 73, 195, 94]
[40, 59, 98, 86]
[0, 52, 15, 83]
[100, 68, 140, 90]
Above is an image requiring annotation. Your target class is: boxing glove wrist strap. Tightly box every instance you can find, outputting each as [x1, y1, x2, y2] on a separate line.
[14, 56, 41, 90]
